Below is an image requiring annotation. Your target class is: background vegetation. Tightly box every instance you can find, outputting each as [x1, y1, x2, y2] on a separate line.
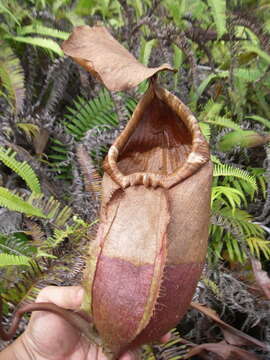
[0, 0, 270, 358]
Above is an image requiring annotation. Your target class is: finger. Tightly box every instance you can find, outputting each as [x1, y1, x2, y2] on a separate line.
[160, 332, 171, 343]
[36, 285, 84, 310]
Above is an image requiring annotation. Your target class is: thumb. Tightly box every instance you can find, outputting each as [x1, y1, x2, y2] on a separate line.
[36, 285, 84, 310]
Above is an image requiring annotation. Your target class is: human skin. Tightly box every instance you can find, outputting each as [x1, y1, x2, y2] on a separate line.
[0, 286, 170, 360]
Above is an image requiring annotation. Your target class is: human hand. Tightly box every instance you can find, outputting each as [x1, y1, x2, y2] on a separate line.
[0, 286, 170, 360]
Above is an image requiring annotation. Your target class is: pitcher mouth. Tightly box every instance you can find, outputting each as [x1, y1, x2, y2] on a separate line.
[104, 82, 210, 189]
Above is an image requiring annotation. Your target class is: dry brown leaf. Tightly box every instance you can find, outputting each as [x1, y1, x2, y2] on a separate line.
[62, 26, 174, 91]
[251, 256, 270, 300]
[33, 127, 49, 155]
[191, 302, 267, 350]
[184, 341, 261, 360]
[76, 145, 101, 200]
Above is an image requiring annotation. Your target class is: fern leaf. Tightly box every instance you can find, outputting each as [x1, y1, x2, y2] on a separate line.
[16, 123, 40, 141]
[0, 3, 20, 25]
[199, 122, 211, 141]
[207, 0, 226, 38]
[18, 24, 69, 40]
[218, 207, 264, 238]
[0, 187, 47, 218]
[0, 147, 41, 193]
[139, 37, 156, 66]
[234, 68, 262, 82]
[125, 97, 137, 115]
[204, 116, 241, 130]
[243, 44, 270, 64]
[0, 41, 25, 114]
[0, 233, 35, 256]
[218, 130, 269, 152]
[211, 186, 246, 211]
[10, 36, 64, 56]
[203, 100, 224, 118]
[65, 90, 117, 140]
[0, 253, 31, 267]
[214, 164, 257, 190]
[246, 237, 270, 259]
[246, 115, 270, 130]
[193, 73, 216, 103]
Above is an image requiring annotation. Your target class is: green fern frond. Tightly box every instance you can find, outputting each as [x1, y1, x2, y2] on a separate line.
[0, 233, 36, 257]
[201, 277, 220, 297]
[204, 116, 241, 130]
[26, 193, 77, 227]
[246, 115, 270, 130]
[0, 2, 21, 25]
[213, 164, 257, 191]
[125, 96, 137, 115]
[211, 186, 246, 211]
[210, 207, 265, 263]
[0, 41, 25, 113]
[0, 147, 41, 193]
[2, 261, 45, 307]
[242, 44, 270, 64]
[10, 36, 64, 56]
[138, 36, 156, 94]
[202, 100, 223, 118]
[218, 130, 269, 152]
[199, 122, 211, 141]
[218, 207, 264, 238]
[0, 187, 47, 218]
[249, 167, 266, 198]
[47, 138, 72, 179]
[0, 253, 31, 267]
[40, 217, 89, 252]
[211, 155, 223, 165]
[225, 234, 246, 263]
[16, 123, 40, 141]
[139, 37, 157, 66]
[246, 237, 270, 259]
[234, 68, 262, 82]
[18, 24, 69, 40]
[65, 89, 117, 140]
[207, 0, 226, 38]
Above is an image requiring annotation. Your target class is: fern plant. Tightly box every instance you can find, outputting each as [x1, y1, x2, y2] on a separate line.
[0, 41, 25, 114]
[0, 146, 94, 313]
[0, 253, 31, 267]
[64, 89, 118, 140]
[208, 148, 269, 264]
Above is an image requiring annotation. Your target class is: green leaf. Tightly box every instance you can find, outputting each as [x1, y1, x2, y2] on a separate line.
[214, 164, 257, 191]
[246, 115, 270, 130]
[18, 24, 69, 40]
[199, 122, 211, 141]
[212, 186, 245, 211]
[139, 38, 156, 66]
[10, 37, 64, 56]
[218, 130, 270, 152]
[65, 90, 117, 140]
[0, 147, 41, 193]
[243, 44, 270, 64]
[0, 187, 47, 218]
[246, 238, 270, 259]
[204, 116, 241, 130]
[207, 0, 226, 38]
[0, 253, 31, 267]
[0, 41, 25, 114]
[0, 3, 20, 25]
